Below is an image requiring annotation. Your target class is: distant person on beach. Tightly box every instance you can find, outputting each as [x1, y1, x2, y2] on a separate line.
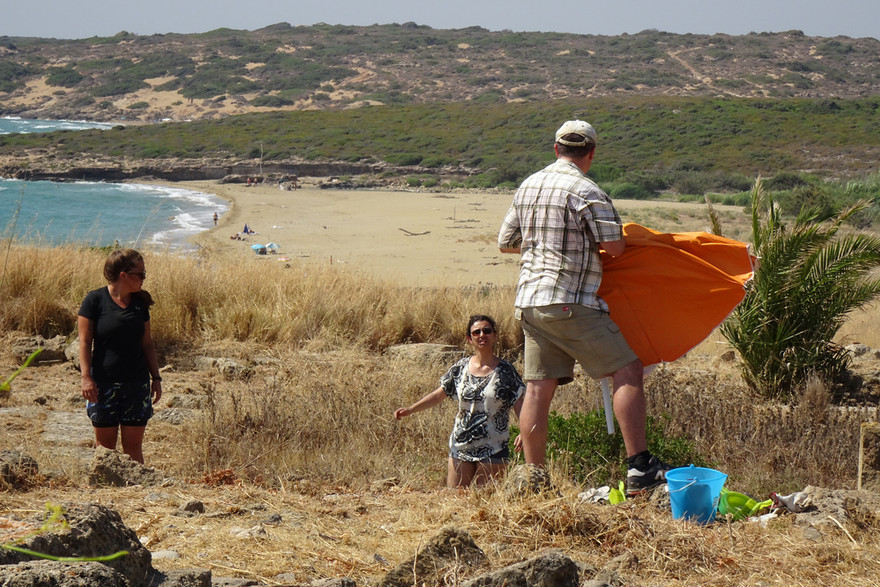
[498, 120, 672, 495]
[78, 248, 162, 464]
[213, 211, 218, 226]
[394, 315, 525, 488]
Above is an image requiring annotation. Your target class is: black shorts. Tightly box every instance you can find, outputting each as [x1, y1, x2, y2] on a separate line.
[87, 380, 153, 427]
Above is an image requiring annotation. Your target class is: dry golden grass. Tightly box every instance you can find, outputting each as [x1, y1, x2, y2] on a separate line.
[3, 234, 880, 585]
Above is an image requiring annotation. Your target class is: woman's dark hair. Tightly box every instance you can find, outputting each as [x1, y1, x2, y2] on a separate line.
[466, 314, 497, 338]
[103, 248, 154, 307]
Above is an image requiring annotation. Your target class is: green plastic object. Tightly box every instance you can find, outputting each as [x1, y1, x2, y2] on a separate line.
[609, 481, 627, 504]
[718, 488, 772, 520]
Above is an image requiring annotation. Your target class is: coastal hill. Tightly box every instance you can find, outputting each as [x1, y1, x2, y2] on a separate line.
[2, 24, 880, 123]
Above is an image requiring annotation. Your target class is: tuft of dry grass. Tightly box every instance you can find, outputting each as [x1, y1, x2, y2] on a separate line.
[0, 244, 522, 353]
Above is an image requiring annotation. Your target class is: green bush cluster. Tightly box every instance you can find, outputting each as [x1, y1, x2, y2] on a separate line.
[511, 410, 704, 486]
[45, 66, 84, 87]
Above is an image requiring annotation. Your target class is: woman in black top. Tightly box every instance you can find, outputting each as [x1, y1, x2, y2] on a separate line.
[78, 248, 162, 463]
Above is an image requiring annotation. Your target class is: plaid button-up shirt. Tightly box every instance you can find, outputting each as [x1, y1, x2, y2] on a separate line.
[498, 158, 623, 311]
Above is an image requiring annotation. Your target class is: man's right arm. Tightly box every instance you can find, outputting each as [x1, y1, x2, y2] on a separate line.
[498, 205, 522, 254]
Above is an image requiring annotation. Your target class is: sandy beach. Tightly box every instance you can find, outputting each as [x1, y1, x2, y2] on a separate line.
[176, 180, 749, 287]
[177, 180, 522, 286]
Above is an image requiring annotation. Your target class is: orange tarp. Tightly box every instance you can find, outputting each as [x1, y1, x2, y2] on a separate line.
[598, 223, 755, 366]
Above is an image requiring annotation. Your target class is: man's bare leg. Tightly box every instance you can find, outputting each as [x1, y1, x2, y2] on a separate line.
[518, 379, 558, 466]
[611, 359, 648, 457]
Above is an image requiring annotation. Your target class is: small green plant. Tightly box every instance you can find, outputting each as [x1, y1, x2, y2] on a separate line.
[511, 409, 703, 486]
[1, 349, 42, 394]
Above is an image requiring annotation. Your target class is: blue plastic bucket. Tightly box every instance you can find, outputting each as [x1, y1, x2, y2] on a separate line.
[666, 465, 727, 524]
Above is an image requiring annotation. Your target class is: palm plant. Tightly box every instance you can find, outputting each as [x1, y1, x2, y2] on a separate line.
[721, 179, 880, 400]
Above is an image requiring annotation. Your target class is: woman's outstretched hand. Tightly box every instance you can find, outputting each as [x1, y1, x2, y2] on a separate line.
[393, 407, 409, 420]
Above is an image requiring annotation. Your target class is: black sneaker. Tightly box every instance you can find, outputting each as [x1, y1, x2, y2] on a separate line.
[626, 455, 673, 496]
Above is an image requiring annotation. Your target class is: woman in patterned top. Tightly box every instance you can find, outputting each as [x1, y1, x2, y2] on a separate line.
[394, 315, 525, 488]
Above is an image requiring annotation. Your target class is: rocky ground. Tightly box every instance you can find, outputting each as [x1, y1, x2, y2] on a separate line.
[4, 332, 880, 585]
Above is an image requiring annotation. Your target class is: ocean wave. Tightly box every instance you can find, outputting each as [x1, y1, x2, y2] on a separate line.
[172, 211, 208, 232]
[0, 117, 114, 135]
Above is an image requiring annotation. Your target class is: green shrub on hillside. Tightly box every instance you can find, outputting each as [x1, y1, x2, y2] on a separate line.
[610, 182, 654, 200]
[45, 66, 84, 87]
[250, 95, 294, 107]
[0, 62, 36, 93]
[385, 153, 423, 166]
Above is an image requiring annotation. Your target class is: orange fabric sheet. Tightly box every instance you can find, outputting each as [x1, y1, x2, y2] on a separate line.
[598, 223, 755, 366]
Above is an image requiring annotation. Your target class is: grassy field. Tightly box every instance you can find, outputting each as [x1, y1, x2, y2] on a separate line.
[1, 196, 878, 490]
[3, 200, 880, 584]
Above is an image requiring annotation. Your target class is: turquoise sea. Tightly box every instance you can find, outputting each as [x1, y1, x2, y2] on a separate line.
[0, 117, 228, 250]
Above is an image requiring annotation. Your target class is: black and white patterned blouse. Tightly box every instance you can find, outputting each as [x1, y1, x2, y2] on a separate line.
[440, 357, 525, 462]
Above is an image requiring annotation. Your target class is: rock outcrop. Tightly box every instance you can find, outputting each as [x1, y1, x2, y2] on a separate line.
[0, 503, 152, 585]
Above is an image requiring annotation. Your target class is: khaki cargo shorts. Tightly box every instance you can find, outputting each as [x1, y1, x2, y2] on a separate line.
[515, 304, 638, 384]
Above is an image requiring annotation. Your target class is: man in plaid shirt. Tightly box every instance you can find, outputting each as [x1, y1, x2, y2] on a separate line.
[498, 120, 672, 495]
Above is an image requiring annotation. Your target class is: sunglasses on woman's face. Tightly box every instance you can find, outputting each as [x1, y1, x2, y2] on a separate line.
[127, 270, 146, 280]
[470, 327, 494, 337]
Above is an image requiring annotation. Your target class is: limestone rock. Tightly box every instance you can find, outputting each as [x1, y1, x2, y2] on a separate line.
[309, 579, 357, 587]
[504, 464, 554, 497]
[0, 450, 39, 489]
[65, 339, 81, 368]
[11, 335, 68, 364]
[846, 343, 870, 358]
[462, 549, 580, 586]
[0, 560, 128, 586]
[595, 552, 638, 585]
[145, 568, 212, 587]
[0, 503, 152, 585]
[88, 446, 164, 487]
[379, 526, 486, 586]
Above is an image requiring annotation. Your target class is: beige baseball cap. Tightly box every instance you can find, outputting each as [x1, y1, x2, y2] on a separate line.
[555, 120, 597, 146]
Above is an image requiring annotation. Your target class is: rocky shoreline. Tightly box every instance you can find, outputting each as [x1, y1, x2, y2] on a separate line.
[0, 155, 430, 185]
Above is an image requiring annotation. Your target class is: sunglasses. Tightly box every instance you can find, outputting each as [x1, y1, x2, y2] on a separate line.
[127, 270, 146, 280]
[470, 327, 495, 337]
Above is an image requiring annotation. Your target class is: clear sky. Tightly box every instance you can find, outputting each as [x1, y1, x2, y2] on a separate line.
[2, 0, 878, 40]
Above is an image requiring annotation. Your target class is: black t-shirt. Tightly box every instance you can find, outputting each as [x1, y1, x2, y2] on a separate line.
[79, 287, 150, 384]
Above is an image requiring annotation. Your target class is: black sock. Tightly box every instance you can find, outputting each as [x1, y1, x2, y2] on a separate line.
[627, 450, 652, 471]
